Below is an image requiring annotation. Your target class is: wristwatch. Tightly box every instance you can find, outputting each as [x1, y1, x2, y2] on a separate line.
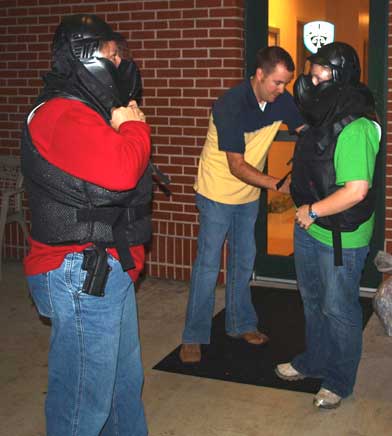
[308, 204, 318, 220]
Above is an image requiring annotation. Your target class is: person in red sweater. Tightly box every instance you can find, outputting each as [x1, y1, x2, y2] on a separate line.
[21, 14, 150, 436]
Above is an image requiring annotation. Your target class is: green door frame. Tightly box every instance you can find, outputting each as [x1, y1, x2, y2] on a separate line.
[246, 0, 389, 288]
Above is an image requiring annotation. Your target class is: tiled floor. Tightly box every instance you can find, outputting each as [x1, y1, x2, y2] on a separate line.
[1, 261, 392, 436]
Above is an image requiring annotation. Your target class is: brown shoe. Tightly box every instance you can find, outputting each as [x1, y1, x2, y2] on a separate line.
[179, 344, 201, 363]
[228, 330, 270, 345]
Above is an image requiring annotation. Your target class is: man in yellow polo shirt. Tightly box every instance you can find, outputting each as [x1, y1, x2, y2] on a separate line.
[180, 46, 304, 363]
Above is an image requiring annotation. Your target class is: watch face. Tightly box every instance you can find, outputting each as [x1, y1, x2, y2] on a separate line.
[309, 210, 318, 220]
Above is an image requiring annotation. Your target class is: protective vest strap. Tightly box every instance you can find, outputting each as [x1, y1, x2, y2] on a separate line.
[77, 203, 151, 271]
[332, 230, 343, 267]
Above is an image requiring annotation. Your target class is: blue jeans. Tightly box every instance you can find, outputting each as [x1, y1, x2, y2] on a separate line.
[292, 225, 369, 398]
[27, 252, 147, 436]
[182, 193, 260, 344]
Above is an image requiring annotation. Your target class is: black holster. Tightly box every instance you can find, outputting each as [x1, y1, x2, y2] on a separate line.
[81, 245, 111, 297]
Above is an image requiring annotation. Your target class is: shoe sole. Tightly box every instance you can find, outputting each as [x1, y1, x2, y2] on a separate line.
[313, 399, 341, 409]
[227, 332, 270, 345]
[274, 367, 305, 381]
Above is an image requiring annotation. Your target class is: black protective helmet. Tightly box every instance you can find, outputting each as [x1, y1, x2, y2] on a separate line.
[294, 40, 374, 127]
[53, 14, 120, 60]
[51, 14, 123, 112]
[307, 41, 361, 85]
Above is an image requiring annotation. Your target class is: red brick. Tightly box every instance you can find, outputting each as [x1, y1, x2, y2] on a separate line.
[168, 19, 195, 29]
[144, 21, 168, 30]
[172, 213, 197, 223]
[157, 29, 181, 39]
[156, 126, 183, 135]
[169, 39, 195, 48]
[143, 1, 170, 9]
[169, 78, 194, 87]
[118, 2, 144, 12]
[131, 11, 155, 20]
[144, 40, 169, 49]
[157, 10, 181, 19]
[170, 59, 195, 68]
[183, 68, 208, 78]
[96, 3, 120, 12]
[210, 28, 242, 38]
[196, 0, 221, 7]
[223, 18, 243, 27]
[210, 48, 242, 57]
[184, 204, 198, 214]
[170, 0, 195, 8]
[183, 88, 209, 98]
[182, 29, 208, 38]
[196, 19, 223, 28]
[156, 49, 181, 58]
[171, 117, 195, 126]
[157, 88, 182, 97]
[210, 7, 240, 17]
[158, 68, 183, 78]
[196, 59, 222, 68]
[183, 9, 208, 19]
[222, 38, 243, 48]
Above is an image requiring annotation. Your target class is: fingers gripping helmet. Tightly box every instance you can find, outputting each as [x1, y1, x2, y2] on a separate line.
[307, 41, 361, 85]
[52, 14, 122, 111]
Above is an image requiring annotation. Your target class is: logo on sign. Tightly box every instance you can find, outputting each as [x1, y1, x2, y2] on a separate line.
[303, 21, 335, 54]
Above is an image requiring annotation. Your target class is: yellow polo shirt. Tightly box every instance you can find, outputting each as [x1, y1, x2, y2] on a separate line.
[194, 114, 282, 204]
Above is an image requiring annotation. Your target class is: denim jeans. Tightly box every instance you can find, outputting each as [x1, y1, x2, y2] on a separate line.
[182, 193, 260, 344]
[292, 225, 369, 398]
[27, 252, 147, 436]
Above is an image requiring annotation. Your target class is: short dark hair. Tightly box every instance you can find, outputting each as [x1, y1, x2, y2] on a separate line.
[255, 46, 295, 76]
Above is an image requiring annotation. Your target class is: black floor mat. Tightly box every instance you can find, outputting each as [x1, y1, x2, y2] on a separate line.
[153, 287, 373, 394]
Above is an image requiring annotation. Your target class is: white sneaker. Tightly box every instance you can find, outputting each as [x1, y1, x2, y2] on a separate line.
[275, 362, 305, 381]
[313, 388, 342, 409]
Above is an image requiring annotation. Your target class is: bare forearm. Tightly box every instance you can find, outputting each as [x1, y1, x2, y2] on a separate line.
[229, 159, 279, 190]
[295, 181, 369, 229]
[311, 185, 367, 218]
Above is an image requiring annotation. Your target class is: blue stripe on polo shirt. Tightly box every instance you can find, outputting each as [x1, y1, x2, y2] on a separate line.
[212, 79, 303, 153]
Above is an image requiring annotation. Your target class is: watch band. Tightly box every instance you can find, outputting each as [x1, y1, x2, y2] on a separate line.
[308, 204, 318, 220]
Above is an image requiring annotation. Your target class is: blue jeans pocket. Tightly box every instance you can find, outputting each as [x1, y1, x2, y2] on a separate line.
[28, 273, 54, 318]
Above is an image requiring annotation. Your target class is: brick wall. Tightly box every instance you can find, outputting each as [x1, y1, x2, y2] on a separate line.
[0, 0, 244, 282]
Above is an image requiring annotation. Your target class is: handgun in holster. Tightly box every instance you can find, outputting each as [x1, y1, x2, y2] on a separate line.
[81, 245, 111, 297]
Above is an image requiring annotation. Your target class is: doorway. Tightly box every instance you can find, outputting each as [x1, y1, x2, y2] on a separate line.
[245, 0, 388, 288]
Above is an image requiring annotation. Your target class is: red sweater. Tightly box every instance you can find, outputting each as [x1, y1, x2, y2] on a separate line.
[24, 98, 151, 282]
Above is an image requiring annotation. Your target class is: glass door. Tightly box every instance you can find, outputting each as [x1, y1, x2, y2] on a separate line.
[246, 0, 388, 288]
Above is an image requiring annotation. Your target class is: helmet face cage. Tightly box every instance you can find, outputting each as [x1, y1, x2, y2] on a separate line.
[71, 38, 100, 62]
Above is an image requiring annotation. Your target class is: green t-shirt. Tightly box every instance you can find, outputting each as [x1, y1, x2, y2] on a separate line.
[307, 117, 380, 248]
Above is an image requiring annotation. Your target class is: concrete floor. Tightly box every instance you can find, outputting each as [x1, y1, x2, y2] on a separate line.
[1, 261, 392, 436]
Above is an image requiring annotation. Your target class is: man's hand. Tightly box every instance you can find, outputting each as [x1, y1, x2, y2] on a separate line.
[226, 152, 280, 190]
[111, 100, 146, 131]
[295, 204, 314, 230]
[276, 173, 291, 194]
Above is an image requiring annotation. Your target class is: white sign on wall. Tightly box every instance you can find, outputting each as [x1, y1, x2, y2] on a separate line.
[303, 21, 335, 54]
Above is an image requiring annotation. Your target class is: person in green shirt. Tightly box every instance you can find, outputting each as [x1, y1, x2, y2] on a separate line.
[275, 42, 381, 409]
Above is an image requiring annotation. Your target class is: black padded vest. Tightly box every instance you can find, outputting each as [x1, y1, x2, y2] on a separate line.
[290, 116, 375, 233]
[21, 102, 152, 271]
